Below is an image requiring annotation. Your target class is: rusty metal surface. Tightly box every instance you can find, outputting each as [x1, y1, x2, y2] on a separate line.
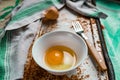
[23, 7, 108, 80]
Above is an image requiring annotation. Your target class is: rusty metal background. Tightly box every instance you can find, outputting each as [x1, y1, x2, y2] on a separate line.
[23, 7, 111, 80]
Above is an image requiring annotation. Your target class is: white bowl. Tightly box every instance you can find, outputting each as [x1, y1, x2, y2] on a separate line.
[32, 31, 88, 75]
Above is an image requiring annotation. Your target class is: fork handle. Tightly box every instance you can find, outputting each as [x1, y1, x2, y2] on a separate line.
[85, 39, 107, 71]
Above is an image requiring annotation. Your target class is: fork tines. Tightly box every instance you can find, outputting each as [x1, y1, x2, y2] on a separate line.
[72, 21, 84, 32]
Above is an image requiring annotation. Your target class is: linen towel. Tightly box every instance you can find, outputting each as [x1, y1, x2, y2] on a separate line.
[96, 0, 120, 80]
[0, 0, 107, 79]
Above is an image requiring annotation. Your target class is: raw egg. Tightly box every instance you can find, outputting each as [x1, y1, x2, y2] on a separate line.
[44, 45, 76, 70]
[46, 50, 63, 65]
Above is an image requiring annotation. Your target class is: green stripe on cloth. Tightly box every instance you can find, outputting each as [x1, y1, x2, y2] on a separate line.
[0, 0, 61, 79]
[4, 32, 11, 80]
[5, 0, 61, 30]
[8, 0, 55, 24]
[96, 0, 120, 80]
[0, 32, 10, 80]
[0, 0, 20, 21]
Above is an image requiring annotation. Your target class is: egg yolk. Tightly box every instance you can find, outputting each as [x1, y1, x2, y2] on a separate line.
[46, 50, 63, 65]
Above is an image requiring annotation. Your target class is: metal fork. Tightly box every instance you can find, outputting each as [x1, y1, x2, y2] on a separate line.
[72, 21, 107, 71]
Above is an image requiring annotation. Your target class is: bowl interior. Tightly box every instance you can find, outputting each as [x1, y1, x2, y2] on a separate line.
[32, 31, 88, 72]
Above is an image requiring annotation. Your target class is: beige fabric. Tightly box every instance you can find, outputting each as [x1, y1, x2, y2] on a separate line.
[0, 0, 15, 10]
[0, 0, 15, 28]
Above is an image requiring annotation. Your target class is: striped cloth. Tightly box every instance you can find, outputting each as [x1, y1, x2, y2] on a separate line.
[0, 0, 56, 79]
[96, 0, 120, 80]
[0, 0, 107, 80]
